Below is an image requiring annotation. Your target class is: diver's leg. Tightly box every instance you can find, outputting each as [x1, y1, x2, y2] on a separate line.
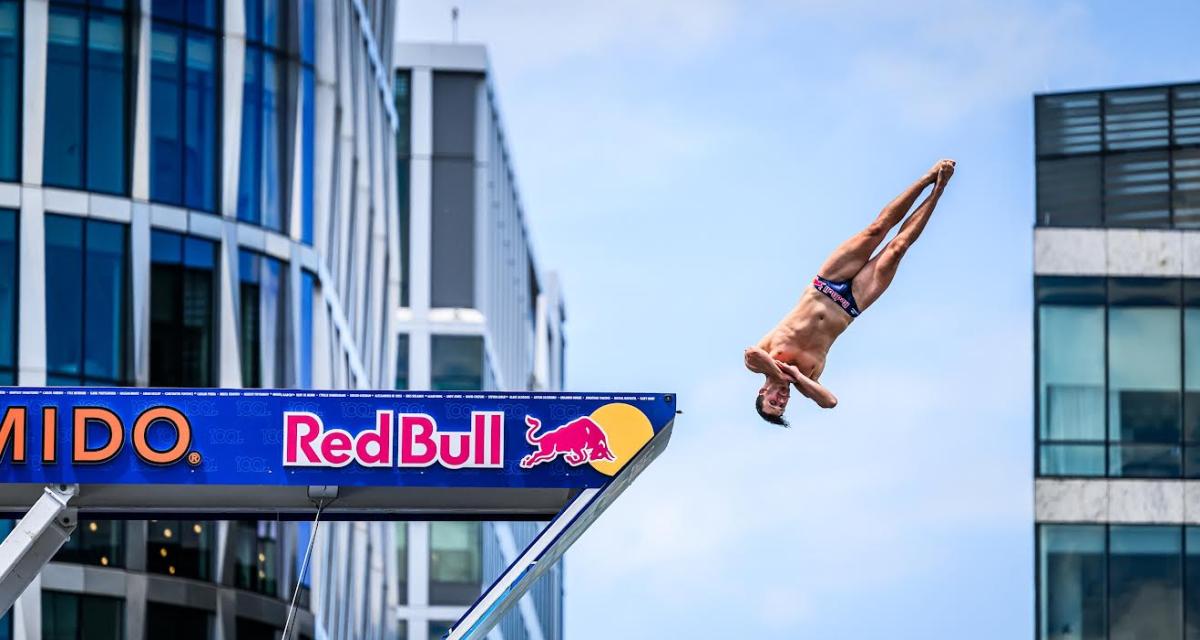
[851, 163, 953, 311]
[816, 165, 940, 281]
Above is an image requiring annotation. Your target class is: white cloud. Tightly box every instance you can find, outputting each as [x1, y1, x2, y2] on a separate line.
[839, 0, 1099, 127]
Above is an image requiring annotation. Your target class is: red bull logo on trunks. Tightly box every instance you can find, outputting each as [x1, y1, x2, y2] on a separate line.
[283, 410, 504, 469]
[519, 415, 616, 469]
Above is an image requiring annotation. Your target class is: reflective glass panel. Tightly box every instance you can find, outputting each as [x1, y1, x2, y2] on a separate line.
[299, 271, 314, 389]
[54, 518, 123, 567]
[183, 34, 216, 210]
[146, 519, 214, 580]
[431, 335, 484, 391]
[1039, 305, 1105, 443]
[429, 522, 482, 605]
[44, 8, 85, 189]
[0, 209, 15, 380]
[150, 231, 215, 386]
[396, 523, 407, 605]
[1039, 524, 1106, 640]
[237, 49, 261, 224]
[44, 215, 85, 382]
[1185, 527, 1200, 640]
[0, 0, 20, 182]
[149, 25, 182, 204]
[86, 12, 127, 194]
[1108, 280, 1181, 477]
[238, 250, 261, 386]
[233, 520, 278, 596]
[42, 592, 123, 640]
[260, 51, 282, 232]
[82, 219, 126, 382]
[395, 334, 409, 390]
[1109, 526, 1182, 639]
[145, 602, 210, 640]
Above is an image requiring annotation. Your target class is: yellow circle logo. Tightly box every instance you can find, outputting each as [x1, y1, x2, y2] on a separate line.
[588, 403, 654, 477]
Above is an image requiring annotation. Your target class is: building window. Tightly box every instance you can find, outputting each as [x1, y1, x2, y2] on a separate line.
[395, 69, 411, 307]
[146, 520, 213, 580]
[0, 0, 20, 182]
[1038, 524, 1106, 640]
[54, 519, 123, 568]
[238, 250, 287, 388]
[431, 335, 483, 391]
[1036, 276, 1199, 478]
[0, 209, 15, 384]
[145, 602, 211, 640]
[45, 215, 129, 386]
[429, 521, 482, 605]
[238, 0, 294, 233]
[1109, 525, 1182, 638]
[233, 521, 278, 597]
[300, 65, 313, 244]
[235, 617, 279, 640]
[150, 230, 216, 386]
[298, 270, 315, 388]
[43, 0, 130, 195]
[291, 520, 313, 609]
[395, 522, 407, 605]
[428, 621, 453, 639]
[395, 333, 409, 390]
[1035, 84, 1200, 229]
[430, 72, 480, 309]
[149, 0, 220, 211]
[1108, 279, 1181, 477]
[42, 592, 123, 640]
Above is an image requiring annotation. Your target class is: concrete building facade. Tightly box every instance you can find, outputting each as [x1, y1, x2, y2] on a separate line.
[1033, 81, 1200, 639]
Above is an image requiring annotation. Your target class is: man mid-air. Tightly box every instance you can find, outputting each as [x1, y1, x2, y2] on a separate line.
[745, 159, 956, 426]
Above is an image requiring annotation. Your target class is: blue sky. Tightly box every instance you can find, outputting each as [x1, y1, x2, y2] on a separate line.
[398, 2, 1200, 637]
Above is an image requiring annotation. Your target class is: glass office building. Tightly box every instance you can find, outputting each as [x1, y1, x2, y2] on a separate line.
[0, 0, 405, 637]
[390, 43, 567, 640]
[1035, 81, 1200, 639]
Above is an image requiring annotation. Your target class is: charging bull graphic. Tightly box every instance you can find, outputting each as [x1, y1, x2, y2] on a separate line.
[519, 415, 617, 469]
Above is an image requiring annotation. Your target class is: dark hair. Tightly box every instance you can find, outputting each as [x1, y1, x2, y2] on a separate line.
[755, 394, 789, 427]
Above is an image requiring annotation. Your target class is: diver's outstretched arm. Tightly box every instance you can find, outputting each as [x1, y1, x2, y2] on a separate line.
[777, 362, 838, 409]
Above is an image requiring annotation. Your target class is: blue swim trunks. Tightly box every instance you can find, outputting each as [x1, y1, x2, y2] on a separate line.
[812, 275, 861, 318]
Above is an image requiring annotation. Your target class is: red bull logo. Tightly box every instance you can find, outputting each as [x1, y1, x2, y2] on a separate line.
[519, 415, 616, 469]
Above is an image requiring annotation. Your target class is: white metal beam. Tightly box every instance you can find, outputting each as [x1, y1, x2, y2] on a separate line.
[0, 485, 79, 615]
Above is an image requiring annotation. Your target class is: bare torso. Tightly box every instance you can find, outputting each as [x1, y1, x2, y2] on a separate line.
[757, 288, 853, 380]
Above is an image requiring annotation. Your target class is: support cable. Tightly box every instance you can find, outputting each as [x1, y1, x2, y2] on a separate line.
[281, 500, 326, 640]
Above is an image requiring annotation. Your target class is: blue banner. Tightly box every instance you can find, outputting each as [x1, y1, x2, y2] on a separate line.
[0, 388, 676, 489]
